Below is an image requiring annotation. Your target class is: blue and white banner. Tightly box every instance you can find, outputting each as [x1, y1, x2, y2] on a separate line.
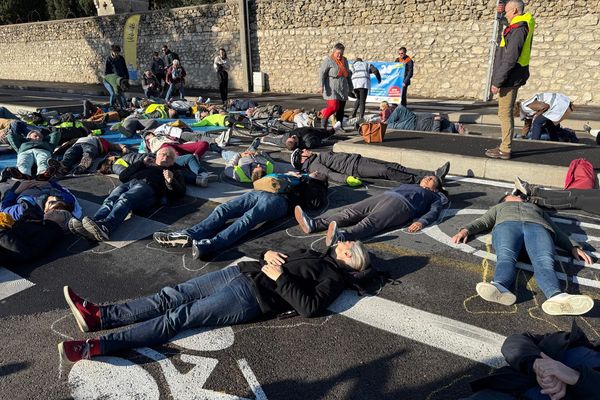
[350, 61, 405, 104]
[367, 62, 405, 103]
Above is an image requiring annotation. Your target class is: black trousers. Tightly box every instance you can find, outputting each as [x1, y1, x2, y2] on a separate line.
[355, 158, 423, 184]
[351, 88, 368, 119]
[401, 85, 409, 107]
[315, 193, 412, 240]
[335, 100, 346, 125]
[218, 70, 229, 103]
[531, 188, 600, 215]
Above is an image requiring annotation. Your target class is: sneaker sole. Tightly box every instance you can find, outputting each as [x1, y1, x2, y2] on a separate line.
[63, 286, 90, 333]
[325, 221, 337, 247]
[476, 282, 516, 306]
[514, 177, 530, 196]
[57, 342, 71, 363]
[82, 218, 109, 241]
[153, 233, 191, 248]
[294, 206, 310, 234]
[69, 219, 97, 241]
[542, 296, 594, 316]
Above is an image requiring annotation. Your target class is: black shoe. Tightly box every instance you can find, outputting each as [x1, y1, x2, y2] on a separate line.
[82, 217, 110, 242]
[35, 166, 56, 181]
[153, 231, 192, 248]
[5, 167, 29, 181]
[435, 161, 450, 182]
[48, 159, 69, 176]
[0, 168, 11, 183]
[325, 221, 341, 247]
[191, 239, 212, 260]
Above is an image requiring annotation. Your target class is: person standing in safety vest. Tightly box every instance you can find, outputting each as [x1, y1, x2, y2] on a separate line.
[350, 58, 382, 121]
[394, 47, 414, 107]
[485, 0, 535, 160]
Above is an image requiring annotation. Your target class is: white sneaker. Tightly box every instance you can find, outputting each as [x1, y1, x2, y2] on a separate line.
[542, 293, 594, 316]
[195, 173, 209, 187]
[215, 128, 231, 148]
[476, 282, 516, 306]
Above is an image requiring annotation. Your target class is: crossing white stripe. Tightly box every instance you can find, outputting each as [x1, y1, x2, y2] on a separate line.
[328, 291, 507, 368]
[0, 267, 35, 301]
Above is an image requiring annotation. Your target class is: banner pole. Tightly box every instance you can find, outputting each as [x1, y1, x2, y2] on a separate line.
[483, 0, 504, 101]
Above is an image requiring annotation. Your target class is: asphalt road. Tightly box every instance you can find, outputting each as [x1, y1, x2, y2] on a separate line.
[2, 152, 600, 399]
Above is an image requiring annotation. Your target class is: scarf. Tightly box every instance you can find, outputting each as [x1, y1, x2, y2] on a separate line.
[331, 55, 349, 78]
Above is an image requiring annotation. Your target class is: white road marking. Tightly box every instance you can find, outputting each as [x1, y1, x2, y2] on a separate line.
[238, 359, 268, 400]
[0, 267, 35, 301]
[328, 291, 507, 368]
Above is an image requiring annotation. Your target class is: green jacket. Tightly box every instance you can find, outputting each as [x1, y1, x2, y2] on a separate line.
[104, 73, 125, 94]
[463, 201, 579, 251]
[7, 130, 61, 153]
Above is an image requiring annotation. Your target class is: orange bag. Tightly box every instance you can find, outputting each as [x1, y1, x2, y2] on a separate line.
[360, 122, 387, 143]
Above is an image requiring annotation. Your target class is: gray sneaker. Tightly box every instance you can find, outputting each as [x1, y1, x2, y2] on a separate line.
[514, 176, 532, 197]
[82, 217, 110, 242]
[325, 221, 341, 247]
[294, 206, 316, 234]
[68, 218, 97, 241]
[215, 128, 232, 148]
[153, 231, 192, 248]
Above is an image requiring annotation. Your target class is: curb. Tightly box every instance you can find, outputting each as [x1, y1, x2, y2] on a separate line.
[333, 139, 576, 188]
[447, 112, 598, 131]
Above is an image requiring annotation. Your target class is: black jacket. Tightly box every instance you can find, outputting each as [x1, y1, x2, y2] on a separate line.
[492, 21, 530, 88]
[119, 161, 186, 200]
[303, 151, 362, 183]
[238, 249, 350, 317]
[105, 55, 129, 80]
[471, 322, 600, 399]
[290, 127, 335, 149]
[150, 57, 166, 76]
[0, 220, 63, 263]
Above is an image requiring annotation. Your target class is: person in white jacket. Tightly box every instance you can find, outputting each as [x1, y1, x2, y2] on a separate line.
[213, 48, 231, 104]
[350, 58, 381, 120]
[518, 92, 573, 141]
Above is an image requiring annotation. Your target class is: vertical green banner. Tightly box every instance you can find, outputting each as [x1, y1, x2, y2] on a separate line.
[123, 14, 141, 81]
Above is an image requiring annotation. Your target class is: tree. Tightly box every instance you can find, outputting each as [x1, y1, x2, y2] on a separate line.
[0, 0, 47, 25]
[47, 0, 96, 20]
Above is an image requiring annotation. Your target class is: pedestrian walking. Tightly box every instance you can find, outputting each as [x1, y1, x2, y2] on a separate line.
[350, 58, 381, 121]
[319, 43, 353, 129]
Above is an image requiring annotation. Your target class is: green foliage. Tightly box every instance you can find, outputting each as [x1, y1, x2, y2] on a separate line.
[47, 0, 94, 20]
[0, 0, 48, 25]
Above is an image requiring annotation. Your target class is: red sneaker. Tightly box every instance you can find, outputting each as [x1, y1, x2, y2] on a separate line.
[58, 339, 101, 363]
[63, 286, 100, 332]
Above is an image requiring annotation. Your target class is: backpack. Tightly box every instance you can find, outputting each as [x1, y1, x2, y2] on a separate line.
[564, 158, 596, 190]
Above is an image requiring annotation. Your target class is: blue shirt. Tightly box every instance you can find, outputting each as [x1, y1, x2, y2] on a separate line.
[384, 184, 448, 226]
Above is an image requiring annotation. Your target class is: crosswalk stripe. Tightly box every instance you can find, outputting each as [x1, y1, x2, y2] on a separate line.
[328, 290, 507, 368]
[0, 267, 35, 301]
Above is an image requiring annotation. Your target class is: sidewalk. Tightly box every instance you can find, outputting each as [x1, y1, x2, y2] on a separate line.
[334, 130, 600, 188]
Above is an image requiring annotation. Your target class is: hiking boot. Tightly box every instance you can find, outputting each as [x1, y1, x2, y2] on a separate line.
[35, 166, 56, 181]
[69, 218, 97, 241]
[82, 217, 110, 242]
[58, 338, 101, 363]
[153, 231, 192, 248]
[73, 153, 93, 175]
[484, 147, 511, 160]
[191, 239, 212, 260]
[63, 286, 100, 332]
[325, 221, 343, 247]
[541, 293, 594, 316]
[435, 161, 451, 182]
[83, 100, 94, 118]
[514, 176, 532, 197]
[5, 167, 30, 181]
[476, 282, 516, 306]
[48, 159, 70, 176]
[294, 206, 316, 234]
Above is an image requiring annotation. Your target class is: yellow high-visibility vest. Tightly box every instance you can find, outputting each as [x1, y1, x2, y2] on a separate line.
[500, 13, 535, 67]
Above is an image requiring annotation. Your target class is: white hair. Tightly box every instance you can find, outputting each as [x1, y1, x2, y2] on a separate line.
[348, 241, 370, 272]
[507, 0, 525, 14]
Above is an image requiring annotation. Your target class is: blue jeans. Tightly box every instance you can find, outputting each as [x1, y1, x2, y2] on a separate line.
[181, 190, 288, 251]
[103, 81, 126, 109]
[530, 115, 559, 141]
[492, 221, 561, 299]
[92, 180, 156, 234]
[387, 105, 417, 130]
[17, 148, 50, 175]
[165, 83, 185, 100]
[99, 265, 261, 354]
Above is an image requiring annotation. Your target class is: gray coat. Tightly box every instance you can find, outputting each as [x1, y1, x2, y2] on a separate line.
[320, 56, 353, 101]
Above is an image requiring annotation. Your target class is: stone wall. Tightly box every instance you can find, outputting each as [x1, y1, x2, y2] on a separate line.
[250, 0, 600, 105]
[0, 1, 243, 90]
[0, 0, 598, 104]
